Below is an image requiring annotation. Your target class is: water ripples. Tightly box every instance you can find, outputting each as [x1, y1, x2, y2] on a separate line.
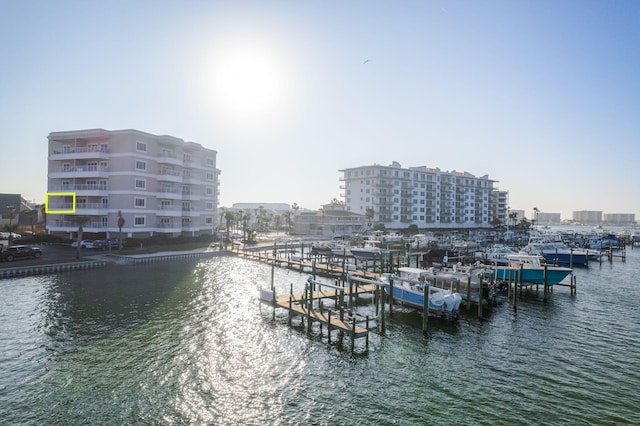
[2, 252, 640, 424]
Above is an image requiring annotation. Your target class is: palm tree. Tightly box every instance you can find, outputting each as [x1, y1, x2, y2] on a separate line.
[117, 210, 125, 250]
[25, 208, 38, 235]
[73, 215, 91, 259]
[224, 210, 234, 244]
[365, 207, 375, 228]
[282, 210, 293, 234]
[6, 205, 16, 245]
[241, 210, 251, 241]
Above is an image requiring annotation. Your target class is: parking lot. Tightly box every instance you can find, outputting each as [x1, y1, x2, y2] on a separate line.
[0, 240, 97, 265]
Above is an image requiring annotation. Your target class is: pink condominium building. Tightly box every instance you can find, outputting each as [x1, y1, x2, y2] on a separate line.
[47, 128, 219, 239]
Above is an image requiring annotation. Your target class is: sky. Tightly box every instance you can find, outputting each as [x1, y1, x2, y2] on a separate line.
[1, 0, 639, 220]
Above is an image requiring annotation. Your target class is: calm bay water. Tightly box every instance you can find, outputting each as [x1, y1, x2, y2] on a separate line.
[2, 246, 640, 425]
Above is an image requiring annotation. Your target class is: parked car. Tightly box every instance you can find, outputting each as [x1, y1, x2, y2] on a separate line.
[0, 245, 42, 261]
[92, 239, 125, 250]
[71, 240, 94, 249]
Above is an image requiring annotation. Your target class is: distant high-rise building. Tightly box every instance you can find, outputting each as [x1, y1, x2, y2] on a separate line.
[536, 212, 562, 224]
[603, 213, 636, 225]
[47, 128, 220, 239]
[340, 161, 498, 229]
[572, 210, 602, 224]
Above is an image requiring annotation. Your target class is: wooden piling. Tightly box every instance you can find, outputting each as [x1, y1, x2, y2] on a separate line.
[422, 282, 429, 331]
[389, 279, 394, 316]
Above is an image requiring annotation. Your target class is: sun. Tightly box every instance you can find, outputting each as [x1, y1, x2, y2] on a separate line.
[210, 42, 288, 121]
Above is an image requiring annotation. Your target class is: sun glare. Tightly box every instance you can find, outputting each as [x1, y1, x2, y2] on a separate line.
[210, 42, 289, 121]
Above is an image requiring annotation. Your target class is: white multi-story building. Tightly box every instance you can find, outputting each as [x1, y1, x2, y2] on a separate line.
[340, 161, 497, 230]
[47, 128, 219, 239]
[572, 210, 602, 224]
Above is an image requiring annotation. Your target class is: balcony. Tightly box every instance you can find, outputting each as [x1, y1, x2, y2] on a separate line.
[157, 188, 181, 199]
[48, 202, 108, 216]
[157, 169, 183, 183]
[49, 219, 109, 232]
[157, 205, 182, 217]
[49, 146, 110, 161]
[157, 152, 182, 166]
[49, 165, 109, 178]
[49, 183, 108, 196]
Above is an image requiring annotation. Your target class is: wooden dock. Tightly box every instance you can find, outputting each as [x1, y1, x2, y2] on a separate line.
[260, 276, 382, 352]
[236, 246, 380, 280]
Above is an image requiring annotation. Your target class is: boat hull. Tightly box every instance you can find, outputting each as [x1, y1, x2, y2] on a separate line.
[542, 252, 588, 266]
[492, 267, 572, 285]
[380, 282, 462, 316]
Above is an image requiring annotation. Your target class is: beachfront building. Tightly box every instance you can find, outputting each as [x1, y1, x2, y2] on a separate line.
[536, 212, 562, 225]
[340, 161, 497, 230]
[46, 128, 219, 239]
[603, 213, 636, 225]
[293, 203, 367, 236]
[490, 190, 508, 227]
[572, 210, 602, 225]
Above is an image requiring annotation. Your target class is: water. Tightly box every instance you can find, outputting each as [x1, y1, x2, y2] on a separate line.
[2, 248, 640, 425]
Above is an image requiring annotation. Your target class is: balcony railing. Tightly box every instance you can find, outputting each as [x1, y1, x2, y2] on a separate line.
[49, 166, 109, 173]
[52, 147, 110, 154]
[49, 184, 108, 191]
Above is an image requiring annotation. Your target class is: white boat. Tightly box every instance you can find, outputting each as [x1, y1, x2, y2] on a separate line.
[491, 253, 573, 285]
[477, 244, 519, 265]
[350, 241, 383, 259]
[379, 267, 462, 317]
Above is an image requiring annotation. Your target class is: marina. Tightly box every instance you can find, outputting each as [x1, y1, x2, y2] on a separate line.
[0, 227, 637, 424]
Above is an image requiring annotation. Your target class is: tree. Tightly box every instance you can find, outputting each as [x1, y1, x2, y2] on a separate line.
[509, 211, 518, 228]
[224, 210, 234, 243]
[26, 208, 38, 235]
[73, 215, 91, 259]
[117, 210, 125, 250]
[241, 210, 251, 241]
[6, 205, 16, 245]
[365, 207, 375, 228]
[282, 211, 293, 234]
[291, 202, 300, 211]
[40, 203, 47, 233]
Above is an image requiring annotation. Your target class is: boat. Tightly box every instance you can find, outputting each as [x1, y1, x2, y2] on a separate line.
[476, 244, 519, 265]
[379, 267, 462, 317]
[523, 240, 590, 266]
[310, 242, 351, 257]
[491, 254, 573, 285]
[350, 241, 383, 259]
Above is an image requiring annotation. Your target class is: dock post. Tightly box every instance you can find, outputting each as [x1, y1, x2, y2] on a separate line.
[351, 317, 356, 353]
[422, 282, 429, 331]
[569, 248, 573, 268]
[519, 264, 524, 296]
[543, 265, 548, 302]
[466, 276, 472, 310]
[389, 279, 394, 317]
[513, 271, 518, 312]
[328, 309, 332, 343]
[380, 285, 386, 332]
[478, 277, 483, 318]
[366, 316, 370, 347]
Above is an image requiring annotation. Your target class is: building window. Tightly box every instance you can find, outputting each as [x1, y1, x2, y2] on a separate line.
[134, 216, 146, 226]
[135, 179, 146, 189]
[205, 217, 213, 224]
[135, 160, 147, 171]
[206, 172, 214, 181]
[135, 198, 146, 208]
[136, 141, 147, 152]
[206, 158, 214, 166]
[206, 187, 214, 195]
[206, 202, 214, 210]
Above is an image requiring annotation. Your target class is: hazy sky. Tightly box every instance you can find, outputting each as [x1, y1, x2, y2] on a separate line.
[1, 1, 639, 219]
